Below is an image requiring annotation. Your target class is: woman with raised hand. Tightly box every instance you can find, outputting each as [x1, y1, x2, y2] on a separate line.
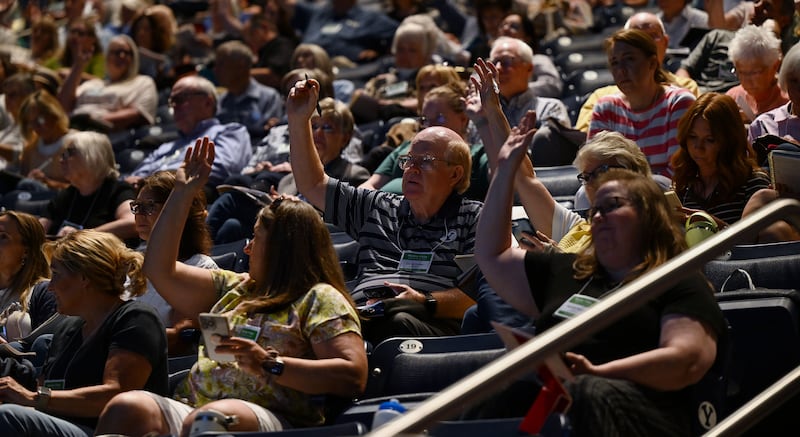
[474, 120, 725, 434]
[0, 230, 168, 435]
[95, 137, 367, 435]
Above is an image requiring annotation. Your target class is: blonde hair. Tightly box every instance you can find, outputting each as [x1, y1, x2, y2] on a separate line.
[44, 230, 146, 298]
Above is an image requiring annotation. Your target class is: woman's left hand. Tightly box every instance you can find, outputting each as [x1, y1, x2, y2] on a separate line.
[0, 376, 35, 406]
[214, 336, 275, 377]
[564, 352, 598, 376]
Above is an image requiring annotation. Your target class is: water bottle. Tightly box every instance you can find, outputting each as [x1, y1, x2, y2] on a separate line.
[371, 398, 407, 429]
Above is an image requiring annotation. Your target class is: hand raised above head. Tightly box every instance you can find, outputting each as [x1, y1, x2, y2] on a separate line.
[497, 124, 536, 170]
[286, 77, 320, 121]
[176, 136, 215, 191]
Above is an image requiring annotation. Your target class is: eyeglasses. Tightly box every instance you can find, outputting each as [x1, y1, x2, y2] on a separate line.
[397, 153, 454, 171]
[130, 200, 162, 216]
[577, 164, 625, 185]
[108, 48, 133, 58]
[732, 66, 768, 79]
[60, 147, 78, 160]
[587, 196, 633, 222]
[419, 113, 447, 128]
[167, 91, 208, 107]
[489, 56, 522, 69]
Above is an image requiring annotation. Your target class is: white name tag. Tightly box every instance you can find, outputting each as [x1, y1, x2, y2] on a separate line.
[321, 23, 342, 34]
[398, 251, 433, 273]
[554, 294, 599, 319]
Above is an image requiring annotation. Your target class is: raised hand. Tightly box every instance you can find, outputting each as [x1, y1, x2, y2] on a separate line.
[471, 58, 502, 110]
[286, 77, 320, 121]
[177, 136, 215, 191]
[497, 124, 536, 172]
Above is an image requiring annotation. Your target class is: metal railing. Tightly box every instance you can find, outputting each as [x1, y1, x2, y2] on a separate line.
[368, 198, 800, 436]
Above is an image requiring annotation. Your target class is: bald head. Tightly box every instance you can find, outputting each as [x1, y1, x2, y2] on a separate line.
[625, 12, 668, 64]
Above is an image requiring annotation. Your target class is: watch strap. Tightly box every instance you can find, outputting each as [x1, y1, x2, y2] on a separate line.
[35, 386, 51, 410]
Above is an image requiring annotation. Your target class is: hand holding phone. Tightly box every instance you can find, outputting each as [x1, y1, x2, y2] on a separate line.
[199, 313, 235, 363]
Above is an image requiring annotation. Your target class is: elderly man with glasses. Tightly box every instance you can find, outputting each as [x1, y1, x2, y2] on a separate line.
[125, 75, 251, 191]
[287, 77, 481, 344]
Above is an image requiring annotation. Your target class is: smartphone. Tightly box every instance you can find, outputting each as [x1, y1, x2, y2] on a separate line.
[199, 313, 235, 363]
[664, 190, 682, 210]
[511, 218, 536, 244]
[362, 285, 398, 299]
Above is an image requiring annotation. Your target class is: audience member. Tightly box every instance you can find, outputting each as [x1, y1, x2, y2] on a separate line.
[576, 12, 699, 132]
[131, 171, 218, 356]
[290, 44, 353, 103]
[58, 34, 158, 133]
[207, 97, 370, 244]
[0, 211, 55, 343]
[706, 0, 795, 51]
[288, 77, 479, 344]
[362, 84, 490, 201]
[47, 17, 105, 80]
[474, 149, 725, 434]
[724, 25, 787, 125]
[1, 90, 71, 207]
[29, 16, 60, 67]
[213, 40, 283, 145]
[244, 9, 297, 90]
[656, 0, 708, 50]
[671, 92, 769, 226]
[748, 42, 800, 145]
[288, 0, 399, 65]
[675, 29, 738, 92]
[129, 5, 177, 90]
[94, 138, 367, 435]
[496, 12, 564, 98]
[126, 75, 251, 189]
[489, 36, 570, 129]
[589, 28, 696, 176]
[39, 131, 137, 241]
[463, 0, 511, 63]
[0, 73, 37, 171]
[0, 229, 168, 434]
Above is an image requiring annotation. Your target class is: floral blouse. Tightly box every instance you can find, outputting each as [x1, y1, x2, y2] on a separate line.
[174, 270, 361, 427]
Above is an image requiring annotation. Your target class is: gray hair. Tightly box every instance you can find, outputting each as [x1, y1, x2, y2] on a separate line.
[65, 131, 119, 180]
[392, 18, 437, 62]
[175, 75, 219, 110]
[575, 131, 652, 177]
[491, 36, 534, 64]
[728, 24, 782, 66]
[109, 34, 140, 83]
[779, 42, 800, 91]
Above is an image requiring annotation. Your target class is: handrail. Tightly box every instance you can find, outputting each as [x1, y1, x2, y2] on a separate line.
[704, 365, 800, 436]
[368, 198, 800, 436]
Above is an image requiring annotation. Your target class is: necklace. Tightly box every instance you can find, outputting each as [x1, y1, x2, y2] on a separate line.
[65, 182, 104, 228]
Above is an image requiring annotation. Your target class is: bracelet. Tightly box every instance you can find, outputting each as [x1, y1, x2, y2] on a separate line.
[424, 293, 437, 315]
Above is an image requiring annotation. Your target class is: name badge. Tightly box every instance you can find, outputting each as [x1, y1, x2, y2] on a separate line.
[398, 251, 433, 273]
[321, 23, 342, 34]
[236, 325, 261, 341]
[554, 294, 599, 319]
[43, 379, 65, 390]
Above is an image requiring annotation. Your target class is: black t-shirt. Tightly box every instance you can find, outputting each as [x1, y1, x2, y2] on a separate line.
[42, 300, 168, 429]
[44, 176, 135, 235]
[524, 251, 726, 365]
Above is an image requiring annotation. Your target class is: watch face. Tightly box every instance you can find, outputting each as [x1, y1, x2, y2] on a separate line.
[269, 359, 284, 375]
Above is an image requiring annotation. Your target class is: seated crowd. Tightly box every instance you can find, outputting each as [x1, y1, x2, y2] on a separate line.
[0, 0, 796, 434]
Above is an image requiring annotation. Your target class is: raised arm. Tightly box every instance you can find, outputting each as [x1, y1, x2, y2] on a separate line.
[286, 78, 328, 210]
[475, 124, 540, 318]
[470, 60, 558, 238]
[143, 137, 219, 318]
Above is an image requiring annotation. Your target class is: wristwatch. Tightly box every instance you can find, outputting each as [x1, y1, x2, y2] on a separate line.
[262, 356, 285, 376]
[35, 386, 51, 410]
[424, 293, 438, 315]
